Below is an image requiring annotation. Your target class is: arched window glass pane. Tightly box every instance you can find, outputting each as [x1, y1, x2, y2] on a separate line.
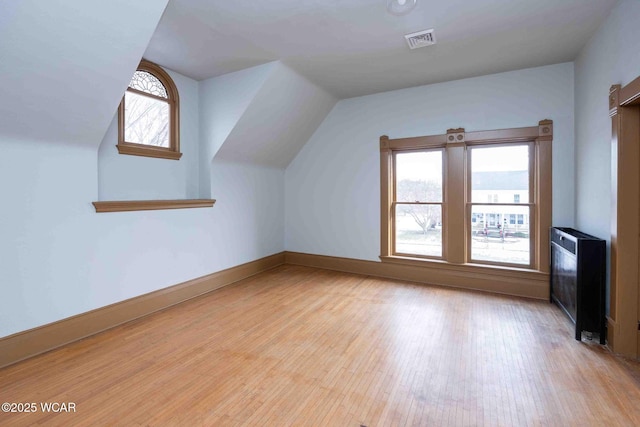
[124, 91, 169, 147]
[129, 70, 168, 98]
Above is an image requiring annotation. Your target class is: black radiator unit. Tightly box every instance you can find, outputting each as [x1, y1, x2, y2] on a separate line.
[550, 227, 606, 344]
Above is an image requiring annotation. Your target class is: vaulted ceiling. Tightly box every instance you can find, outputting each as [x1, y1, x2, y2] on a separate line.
[145, 0, 616, 99]
[0, 0, 169, 146]
[0, 0, 618, 172]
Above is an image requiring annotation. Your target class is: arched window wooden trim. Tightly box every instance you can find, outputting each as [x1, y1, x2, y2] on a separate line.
[117, 59, 182, 160]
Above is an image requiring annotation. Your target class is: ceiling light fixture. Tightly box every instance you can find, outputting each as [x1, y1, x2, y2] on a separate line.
[386, 0, 417, 16]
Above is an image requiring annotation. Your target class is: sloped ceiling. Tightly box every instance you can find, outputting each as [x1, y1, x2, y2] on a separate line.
[145, 0, 616, 99]
[213, 62, 337, 168]
[0, 0, 169, 146]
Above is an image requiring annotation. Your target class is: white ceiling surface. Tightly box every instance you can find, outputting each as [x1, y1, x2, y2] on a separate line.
[145, 0, 616, 99]
[0, 0, 169, 146]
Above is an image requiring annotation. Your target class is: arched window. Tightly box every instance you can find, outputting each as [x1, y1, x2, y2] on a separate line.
[117, 59, 181, 160]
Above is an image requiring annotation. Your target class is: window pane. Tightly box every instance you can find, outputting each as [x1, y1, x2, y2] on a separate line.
[395, 204, 442, 257]
[471, 145, 529, 203]
[124, 91, 170, 148]
[129, 70, 168, 98]
[470, 205, 530, 265]
[396, 151, 442, 202]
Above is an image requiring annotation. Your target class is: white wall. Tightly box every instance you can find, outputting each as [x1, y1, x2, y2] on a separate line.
[0, 1, 286, 339]
[210, 159, 285, 266]
[0, 0, 168, 147]
[0, 137, 284, 338]
[98, 68, 200, 200]
[0, 57, 287, 337]
[574, 0, 640, 311]
[574, 0, 640, 239]
[285, 63, 575, 261]
[199, 63, 275, 197]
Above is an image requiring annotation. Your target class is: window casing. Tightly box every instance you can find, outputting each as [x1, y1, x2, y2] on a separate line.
[380, 122, 552, 273]
[117, 59, 181, 160]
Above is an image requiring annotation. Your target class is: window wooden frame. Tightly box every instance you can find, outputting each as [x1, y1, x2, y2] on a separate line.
[117, 59, 182, 160]
[380, 120, 553, 275]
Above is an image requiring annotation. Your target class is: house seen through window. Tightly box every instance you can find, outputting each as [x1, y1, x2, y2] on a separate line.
[381, 122, 552, 272]
[469, 144, 530, 265]
[393, 143, 532, 266]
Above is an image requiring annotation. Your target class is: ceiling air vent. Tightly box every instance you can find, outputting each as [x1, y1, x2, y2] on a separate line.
[404, 29, 436, 50]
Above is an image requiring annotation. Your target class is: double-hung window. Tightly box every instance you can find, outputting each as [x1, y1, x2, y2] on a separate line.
[469, 143, 532, 266]
[394, 150, 444, 257]
[380, 121, 552, 273]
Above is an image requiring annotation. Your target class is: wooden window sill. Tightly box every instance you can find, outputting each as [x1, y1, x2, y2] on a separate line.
[379, 255, 545, 280]
[92, 199, 215, 213]
[116, 143, 182, 160]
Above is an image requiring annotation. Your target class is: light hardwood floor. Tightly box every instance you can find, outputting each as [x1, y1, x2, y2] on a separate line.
[1, 265, 640, 426]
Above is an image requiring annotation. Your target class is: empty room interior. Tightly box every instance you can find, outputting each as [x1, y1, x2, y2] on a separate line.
[3, 0, 640, 425]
